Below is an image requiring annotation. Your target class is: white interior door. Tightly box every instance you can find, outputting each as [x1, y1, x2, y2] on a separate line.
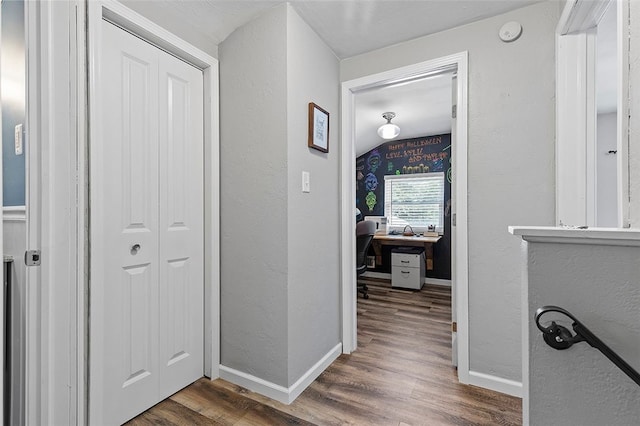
[157, 46, 204, 399]
[90, 20, 204, 425]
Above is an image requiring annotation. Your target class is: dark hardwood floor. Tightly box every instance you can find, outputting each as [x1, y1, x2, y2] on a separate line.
[127, 277, 522, 425]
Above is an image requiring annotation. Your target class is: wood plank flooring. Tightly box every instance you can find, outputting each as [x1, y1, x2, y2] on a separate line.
[126, 278, 522, 425]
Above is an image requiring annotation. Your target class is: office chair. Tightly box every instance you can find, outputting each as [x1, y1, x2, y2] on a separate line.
[356, 220, 376, 299]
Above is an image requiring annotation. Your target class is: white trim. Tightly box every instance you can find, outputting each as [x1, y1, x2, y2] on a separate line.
[555, 30, 593, 226]
[0, 5, 4, 423]
[74, 2, 87, 423]
[556, 0, 628, 228]
[617, 0, 630, 228]
[468, 371, 523, 398]
[340, 52, 469, 384]
[3, 206, 26, 222]
[509, 225, 640, 246]
[557, 0, 611, 35]
[219, 366, 289, 404]
[24, 1, 44, 424]
[219, 343, 342, 405]
[424, 277, 451, 287]
[362, 271, 451, 287]
[85, 0, 220, 421]
[585, 27, 597, 226]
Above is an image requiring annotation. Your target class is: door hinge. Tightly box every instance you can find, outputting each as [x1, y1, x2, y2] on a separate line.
[452, 322, 457, 332]
[452, 104, 457, 119]
[25, 250, 41, 266]
[452, 213, 457, 226]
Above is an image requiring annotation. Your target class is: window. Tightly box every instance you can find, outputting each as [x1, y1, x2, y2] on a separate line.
[384, 172, 445, 232]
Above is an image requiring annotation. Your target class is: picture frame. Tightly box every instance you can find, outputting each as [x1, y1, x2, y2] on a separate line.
[308, 102, 329, 153]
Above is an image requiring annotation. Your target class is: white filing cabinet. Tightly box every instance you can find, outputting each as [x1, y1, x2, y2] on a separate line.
[391, 248, 425, 289]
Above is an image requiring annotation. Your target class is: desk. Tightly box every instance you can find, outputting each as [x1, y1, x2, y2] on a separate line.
[371, 234, 441, 270]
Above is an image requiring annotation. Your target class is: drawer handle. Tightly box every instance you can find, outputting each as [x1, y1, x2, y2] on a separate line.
[401, 260, 410, 263]
[401, 270, 410, 274]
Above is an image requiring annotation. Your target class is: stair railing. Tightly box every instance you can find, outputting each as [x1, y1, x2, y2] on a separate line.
[534, 305, 640, 387]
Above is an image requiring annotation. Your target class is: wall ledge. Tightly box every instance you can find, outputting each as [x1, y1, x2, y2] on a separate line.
[508, 226, 640, 247]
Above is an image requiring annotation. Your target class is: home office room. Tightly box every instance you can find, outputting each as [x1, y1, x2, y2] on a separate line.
[350, 70, 480, 415]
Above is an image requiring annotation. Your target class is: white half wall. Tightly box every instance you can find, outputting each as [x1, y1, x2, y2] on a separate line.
[512, 227, 640, 426]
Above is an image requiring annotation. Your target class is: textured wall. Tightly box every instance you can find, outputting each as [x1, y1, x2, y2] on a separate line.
[285, 5, 341, 386]
[523, 238, 640, 425]
[219, 5, 289, 385]
[220, 4, 342, 389]
[341, 2, 558, 383]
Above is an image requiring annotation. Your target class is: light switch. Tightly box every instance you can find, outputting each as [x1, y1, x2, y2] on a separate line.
[302, 171, 310, 193]
[15, 124, 23, 155]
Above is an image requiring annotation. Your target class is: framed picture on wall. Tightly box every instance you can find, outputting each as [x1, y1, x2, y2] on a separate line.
[308, 102, 329, 153]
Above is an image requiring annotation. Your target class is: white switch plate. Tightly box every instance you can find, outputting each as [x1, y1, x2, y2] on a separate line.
[302, 171, 310, 193]
[15, 124, 23, 155]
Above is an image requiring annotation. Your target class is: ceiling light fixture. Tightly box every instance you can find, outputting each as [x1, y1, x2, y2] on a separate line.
[377, 112, 400, 140]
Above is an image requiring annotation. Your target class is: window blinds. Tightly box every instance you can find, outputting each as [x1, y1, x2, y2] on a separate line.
[384, 172, 445, 230]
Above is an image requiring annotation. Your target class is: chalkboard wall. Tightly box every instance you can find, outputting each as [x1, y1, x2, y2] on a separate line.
[356, 134, 451, 280]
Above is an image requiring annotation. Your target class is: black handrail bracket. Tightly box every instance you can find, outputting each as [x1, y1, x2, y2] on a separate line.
[535, 306, 640, 387]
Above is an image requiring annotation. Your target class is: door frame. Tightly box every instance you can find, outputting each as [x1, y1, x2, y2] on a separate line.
[555, 0, 629, 227]
[339, 52, 470, 382]
[85, 0, 220, 421]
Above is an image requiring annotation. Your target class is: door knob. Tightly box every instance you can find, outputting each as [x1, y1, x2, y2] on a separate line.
[130, 244, 141, 255]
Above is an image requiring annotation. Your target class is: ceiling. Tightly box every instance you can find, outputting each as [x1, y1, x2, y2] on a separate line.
[124, 0, 541, 60]
[354, 73, 454, 156]
[123, 0, 542, 156]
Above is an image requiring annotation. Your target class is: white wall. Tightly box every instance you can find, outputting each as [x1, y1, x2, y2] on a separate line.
[341, 2, 558, 385]
[219, 4, 341, 391]
[597, 112, 618, 227]
[285, 6, 341, 386]
[520, 234, 640, 425]
[219, 5, 289, 386]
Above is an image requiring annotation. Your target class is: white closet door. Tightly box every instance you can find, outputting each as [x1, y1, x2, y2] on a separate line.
[90, 19, 204, 425]
[157, 46, 204, 399]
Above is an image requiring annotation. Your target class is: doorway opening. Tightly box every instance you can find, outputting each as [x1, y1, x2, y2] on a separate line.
[340, 52, 470, 382]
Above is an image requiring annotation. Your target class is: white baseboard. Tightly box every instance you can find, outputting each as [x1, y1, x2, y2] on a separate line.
[424, 277, 452, 287]
[219, 342, 342, 404]
[362, 271, 451, 287]
[468, 370, 523, 398]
